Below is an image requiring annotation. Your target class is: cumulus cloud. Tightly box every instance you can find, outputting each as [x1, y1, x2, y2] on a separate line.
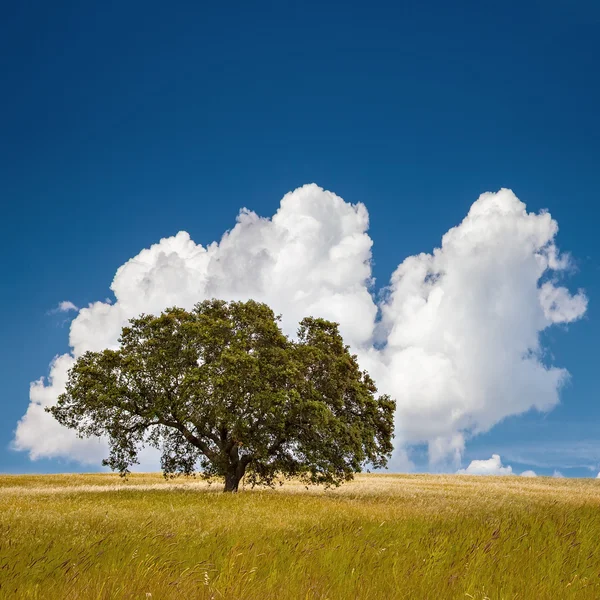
[596, 472, 600, 479]
[520, 470, 537, 477]
[368, 189, 586, 464]
[552, 470, 565, 478]
[13, 185, 587, 470]
[456, 454, 513, 475]
[17, 354, 106, 462]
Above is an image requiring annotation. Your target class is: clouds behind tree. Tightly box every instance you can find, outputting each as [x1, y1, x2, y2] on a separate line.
[14, 184, 587, 469]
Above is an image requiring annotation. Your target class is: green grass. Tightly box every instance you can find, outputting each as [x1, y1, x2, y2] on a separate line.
[1, 473, 599, 599]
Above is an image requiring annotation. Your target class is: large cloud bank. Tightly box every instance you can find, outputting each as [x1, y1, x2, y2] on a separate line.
[14, 184, 587, 469]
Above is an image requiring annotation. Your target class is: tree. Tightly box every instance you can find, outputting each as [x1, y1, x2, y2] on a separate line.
[48, 299, 395, 492]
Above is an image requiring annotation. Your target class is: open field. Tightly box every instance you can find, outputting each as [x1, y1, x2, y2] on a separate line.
[1, 473, 599, 599]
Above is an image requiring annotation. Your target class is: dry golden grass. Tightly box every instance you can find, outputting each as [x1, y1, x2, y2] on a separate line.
[1, 473, 599, 599]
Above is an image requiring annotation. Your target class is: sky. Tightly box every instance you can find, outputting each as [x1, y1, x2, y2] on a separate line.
[2, 0, 599, 478]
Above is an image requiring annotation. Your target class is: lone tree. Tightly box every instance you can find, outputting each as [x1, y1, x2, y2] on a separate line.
[48, 300, 395, 492]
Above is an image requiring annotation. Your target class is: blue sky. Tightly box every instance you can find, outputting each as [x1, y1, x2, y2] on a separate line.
[2, 1, 598, 476]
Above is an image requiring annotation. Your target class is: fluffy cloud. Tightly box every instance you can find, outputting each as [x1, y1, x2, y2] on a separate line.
[456, 454, 513, 475]
[596, 472, 600, 479]
[17, 354, 106, 462]
[49, 300, 79, 314]
[13, 185, 587, 470]
[552, 470, 565, 478]
[368, 189, 586, 464]
[520, 470, 537, 477]
[15, 185, 376, 462]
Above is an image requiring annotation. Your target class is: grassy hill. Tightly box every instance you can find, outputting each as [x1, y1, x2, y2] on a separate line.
[1, 473, 599, 599]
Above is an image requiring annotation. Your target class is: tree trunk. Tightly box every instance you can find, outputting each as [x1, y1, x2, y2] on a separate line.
[222, 444, 250, 492]
[224, 470, 241, 493]
[223, 459, 249, 492]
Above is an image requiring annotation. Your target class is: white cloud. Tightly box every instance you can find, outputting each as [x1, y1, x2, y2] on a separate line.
[456, 454, 513, 476]
[475, 437, 600, 471]
[539, 283, 587, 323]
[49, 301, 79, 313]
[13, 185, 587, 471]
[552, 470, 565, 478]
[520, 470, 537, 477]
[387, 447, 415, 473]
[596, 472, 600, 479]
[14, 354, 106, 462]
[369, 188, 586, 465]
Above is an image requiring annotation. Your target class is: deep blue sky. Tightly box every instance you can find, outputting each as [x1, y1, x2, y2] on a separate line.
[2, 0, 598, 475]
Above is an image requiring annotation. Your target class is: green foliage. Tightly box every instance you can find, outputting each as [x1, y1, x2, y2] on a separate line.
[48, 300, 394, 491]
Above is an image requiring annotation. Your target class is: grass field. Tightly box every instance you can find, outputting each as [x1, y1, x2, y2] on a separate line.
[1, 473, 599, 599]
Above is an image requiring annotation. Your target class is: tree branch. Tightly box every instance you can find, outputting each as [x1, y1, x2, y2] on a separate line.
[121, 419, 161, 434]
[158, 417, 218, 461]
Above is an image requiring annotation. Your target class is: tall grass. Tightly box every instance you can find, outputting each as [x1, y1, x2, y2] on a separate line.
[1, 473, 599, 599]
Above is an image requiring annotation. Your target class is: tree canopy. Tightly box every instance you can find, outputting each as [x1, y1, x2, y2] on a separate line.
[48, 299, 395, 491]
